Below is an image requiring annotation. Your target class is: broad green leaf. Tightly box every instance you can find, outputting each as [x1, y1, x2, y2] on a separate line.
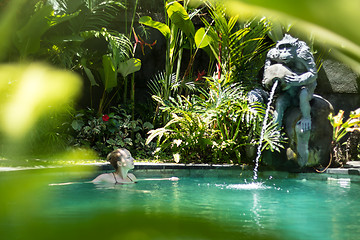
[143, 121, 154, 130]
[139, 16, 170, 40]
[15, 6, 79, 57]
[195, 28, 212, 48]
[48, 10, 80, 27]
[118, 58, 141, 78]
[15, 5, 53, 56]
[0, 0, 27, 60]
[102, 55, 117, 92]
[71, 120, 84, 131]
[46, 34, 84, 44]
[166, 1, 195, 38]
[83, 67, 98, 86]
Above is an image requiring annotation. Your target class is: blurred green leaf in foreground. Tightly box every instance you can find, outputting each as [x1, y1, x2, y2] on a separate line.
[223, 0, 360, 73]
[0, 0, 99, 160]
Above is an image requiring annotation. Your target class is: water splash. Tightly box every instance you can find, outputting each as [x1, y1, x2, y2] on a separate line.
[226, 182, 270, 190]
[253, 80, 279, 180]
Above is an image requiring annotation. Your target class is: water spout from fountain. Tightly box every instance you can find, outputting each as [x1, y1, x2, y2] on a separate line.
[253, 80, 279, 180]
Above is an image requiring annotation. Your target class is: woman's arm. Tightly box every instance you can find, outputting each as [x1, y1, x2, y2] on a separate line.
[135, 177, 179, 182]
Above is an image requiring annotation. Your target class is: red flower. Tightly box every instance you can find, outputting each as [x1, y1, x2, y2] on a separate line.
[195, 70, 206, 81]
[133, 28, 157, 55]
[102, 114, 109, 122]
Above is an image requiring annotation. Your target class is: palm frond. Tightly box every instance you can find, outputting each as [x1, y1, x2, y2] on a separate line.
[229, 18, 272, 88]
[147, 72, 170, 99]
[81, 28, 132, 62]
[261, 121, 286, 152]
[63, 0, 125, 33]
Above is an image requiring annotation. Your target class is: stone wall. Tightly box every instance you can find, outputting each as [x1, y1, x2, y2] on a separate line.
[316, 55, 360, 114]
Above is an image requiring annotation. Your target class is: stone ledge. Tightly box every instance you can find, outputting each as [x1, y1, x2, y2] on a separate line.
[99, 162, 245, 171]
[344, 161, 360, 168]
[325, 162, 360, 175]
[325, 168, 348, 175]
[348, 168, 360, 175]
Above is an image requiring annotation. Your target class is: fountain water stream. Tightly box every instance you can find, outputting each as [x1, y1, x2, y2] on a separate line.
[253, 80, 279, 180]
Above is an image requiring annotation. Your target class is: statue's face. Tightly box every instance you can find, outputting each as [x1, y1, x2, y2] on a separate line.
[277, 43, 295, 63]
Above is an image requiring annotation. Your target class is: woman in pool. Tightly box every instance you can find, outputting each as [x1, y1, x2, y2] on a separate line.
[92, 148, 179, 184]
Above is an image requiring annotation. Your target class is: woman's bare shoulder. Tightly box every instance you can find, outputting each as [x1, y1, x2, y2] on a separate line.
[92, 173, 114, 183]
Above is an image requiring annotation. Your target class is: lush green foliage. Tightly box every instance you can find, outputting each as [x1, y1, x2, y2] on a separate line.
[0, 0, 95, 160]
[3, 0, 360, 238]
[43, 0, 140, 115]
[141, 0, 200, 125]
[0, 0, 287, 163]
[70, 106, 155, 158]
[194, 2, 271, 87]
[3, 0, 141, 116]
[328, 109, 360, 144]
[328, 109, 360, 165]
[145, 1, 281, 163]
[147, 76, 282, 164]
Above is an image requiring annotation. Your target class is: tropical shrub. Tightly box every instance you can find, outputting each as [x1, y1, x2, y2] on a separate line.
[328, 109, 360, 165]
[146, 76, 282, 164]
[70, 106, 155, 158]
[145, 1, 280, 163]
[140, 0, 201, 126]
[194, 1, 271, 88]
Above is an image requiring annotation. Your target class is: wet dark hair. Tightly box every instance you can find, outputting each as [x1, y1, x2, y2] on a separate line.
[106, 148, 127, 170]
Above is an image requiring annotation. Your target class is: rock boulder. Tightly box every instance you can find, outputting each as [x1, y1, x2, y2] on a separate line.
[263, 95, 334, 170]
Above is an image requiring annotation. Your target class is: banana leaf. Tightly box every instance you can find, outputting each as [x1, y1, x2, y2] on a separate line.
[118, 58, 141, 78]
[139, 16, 171, 40]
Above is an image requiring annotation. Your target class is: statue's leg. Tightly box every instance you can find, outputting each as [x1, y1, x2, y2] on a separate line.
[295, 121, 310, 167]
[274, 94, 290, 128]
[296, 84, 315, 166]
[299, 88, 311, 132]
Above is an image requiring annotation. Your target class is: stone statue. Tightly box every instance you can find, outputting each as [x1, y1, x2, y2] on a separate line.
[263, 34, 317, 130]
[262, 34, 318, 166]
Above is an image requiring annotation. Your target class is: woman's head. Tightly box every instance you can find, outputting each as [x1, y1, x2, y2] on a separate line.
[107, 148, 134, 170]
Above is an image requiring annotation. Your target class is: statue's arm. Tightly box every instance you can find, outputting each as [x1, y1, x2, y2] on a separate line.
[285, 68, 317, 87]
[298, 70, 317, 85]
[298, 48, 317, 85]
[286, 46, 317, 86]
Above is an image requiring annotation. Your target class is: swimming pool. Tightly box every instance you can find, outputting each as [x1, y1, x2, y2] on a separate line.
[1, 167, 359, 240]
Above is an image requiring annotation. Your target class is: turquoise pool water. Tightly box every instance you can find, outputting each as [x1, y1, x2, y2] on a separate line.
[1, 168, 360, 239]
[44, 169, 360, 240]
